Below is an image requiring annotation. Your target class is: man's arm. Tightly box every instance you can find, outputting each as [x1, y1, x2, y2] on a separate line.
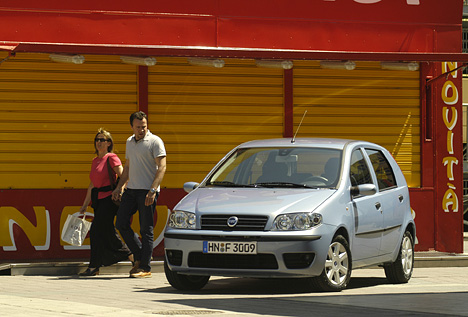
[145, 156, 167, 206]
[112, 159, 130, 201]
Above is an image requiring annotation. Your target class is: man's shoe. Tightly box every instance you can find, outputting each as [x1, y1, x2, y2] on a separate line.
[129, 260, 140, 275]
[130, 269, 152, 278]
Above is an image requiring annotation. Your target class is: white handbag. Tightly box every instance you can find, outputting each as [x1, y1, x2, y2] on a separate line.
[61, 214, 92, 246]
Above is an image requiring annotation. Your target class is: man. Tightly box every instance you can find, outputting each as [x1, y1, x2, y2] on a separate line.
[113, 111, 166, 278]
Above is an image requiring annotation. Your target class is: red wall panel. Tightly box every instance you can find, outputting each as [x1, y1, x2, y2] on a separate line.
[0, 189, 186, 261]
[0, 0, 459, 25]
[409, 188, 435, 251]
[217, 18, 443, 52]
[0, 0, 219, 14]
[433, 62, 464, 253]
[216, 0, 460, 25]
[0, 11, 217, 47]
[0, 0, 462, 54]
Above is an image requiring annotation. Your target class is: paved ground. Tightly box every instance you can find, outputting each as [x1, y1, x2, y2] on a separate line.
[1, 266, 468, 316]
[1, 234, 466, 316]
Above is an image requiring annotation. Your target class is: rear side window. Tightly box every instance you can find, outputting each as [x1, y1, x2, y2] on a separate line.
[365, 149, 397, 190]
[350, 149, 372, 186]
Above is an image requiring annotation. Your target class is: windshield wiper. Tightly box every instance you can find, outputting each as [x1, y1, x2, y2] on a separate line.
[206, 181, 256, 188]
[253, 182, 318, 189]
[206, 181, 324, 189]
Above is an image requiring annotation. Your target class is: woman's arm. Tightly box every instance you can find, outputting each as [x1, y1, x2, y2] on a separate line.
[113, 164, 124, 177]
[79, 182, 94, 214]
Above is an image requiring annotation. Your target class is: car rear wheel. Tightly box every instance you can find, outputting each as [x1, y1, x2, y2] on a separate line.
[164, 260, 210, 291]
[384, 230, 414, 283]
[310, 235, 352, 292]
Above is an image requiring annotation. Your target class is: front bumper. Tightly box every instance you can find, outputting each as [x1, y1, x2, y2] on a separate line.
[164, 227, 333, 278]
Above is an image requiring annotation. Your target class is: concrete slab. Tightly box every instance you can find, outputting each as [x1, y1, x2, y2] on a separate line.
[1, 267, 468, 316]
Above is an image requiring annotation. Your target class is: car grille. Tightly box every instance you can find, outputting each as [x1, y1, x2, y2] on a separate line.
[201, 215, 268, 231]
[188, 252, 278, 269]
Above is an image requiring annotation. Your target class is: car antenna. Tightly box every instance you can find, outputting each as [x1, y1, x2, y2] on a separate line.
[291, 110, 307, 144]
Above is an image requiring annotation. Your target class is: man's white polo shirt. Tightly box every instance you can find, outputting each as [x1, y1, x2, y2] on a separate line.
[125, 130, 166, 191]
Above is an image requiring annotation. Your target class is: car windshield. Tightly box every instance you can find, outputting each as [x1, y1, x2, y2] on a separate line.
[205, 147, 342, 189]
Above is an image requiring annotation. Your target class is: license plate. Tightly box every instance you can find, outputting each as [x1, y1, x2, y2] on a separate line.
[203, 241, 257, 254]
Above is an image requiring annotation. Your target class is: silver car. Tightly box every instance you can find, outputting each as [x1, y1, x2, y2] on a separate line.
[164, 138, 416, 292]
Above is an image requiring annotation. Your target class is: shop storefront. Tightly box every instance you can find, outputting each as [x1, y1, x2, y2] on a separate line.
[0, 0, 466, 261]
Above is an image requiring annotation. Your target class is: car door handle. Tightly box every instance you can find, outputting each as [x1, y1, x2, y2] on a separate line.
[375, 202, 381, 210]
[398, 195, 404, 202]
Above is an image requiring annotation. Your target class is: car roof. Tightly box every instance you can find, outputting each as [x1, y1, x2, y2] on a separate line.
[237, 138, 363, 150]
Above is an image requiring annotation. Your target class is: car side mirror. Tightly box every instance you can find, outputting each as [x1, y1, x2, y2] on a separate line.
[350, 184, 377, 197]
[183, 182, 200, 193]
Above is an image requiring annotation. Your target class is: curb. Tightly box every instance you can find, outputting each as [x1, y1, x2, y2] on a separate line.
[1, 253, 467, 276]
[0, 261, 165, 276]
[414, 253, 468, 268]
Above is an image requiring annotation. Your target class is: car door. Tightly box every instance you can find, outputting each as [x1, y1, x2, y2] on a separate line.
[364, 148, 406, 255]
[349, 148, 383, 261]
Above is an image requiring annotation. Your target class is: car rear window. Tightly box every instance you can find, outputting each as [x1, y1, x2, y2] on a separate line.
[365, 149, 397, 190]
[350, 149, 372, 186]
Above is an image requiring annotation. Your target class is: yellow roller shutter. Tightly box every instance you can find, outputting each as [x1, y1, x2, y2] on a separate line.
[0, 53, 138, 189]
[148, 57, 284, 187]
[293, 61, 420, 187]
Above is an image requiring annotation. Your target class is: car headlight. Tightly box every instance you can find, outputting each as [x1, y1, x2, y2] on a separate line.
[169, 210, 196, 229]
[273, 213, 322, 231]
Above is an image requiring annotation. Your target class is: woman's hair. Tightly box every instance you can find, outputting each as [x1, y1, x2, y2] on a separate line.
[94, 128, 114, 155]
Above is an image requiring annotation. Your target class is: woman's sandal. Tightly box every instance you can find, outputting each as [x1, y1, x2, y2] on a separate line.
[79, 267, 100, 276]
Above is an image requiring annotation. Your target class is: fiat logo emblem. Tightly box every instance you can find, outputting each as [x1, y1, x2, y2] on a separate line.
[227, 216, 238, 227]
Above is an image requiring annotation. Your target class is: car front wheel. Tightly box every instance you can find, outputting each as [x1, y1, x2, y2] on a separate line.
[164, 260, 210, 291]
[384, 230, 414, 283]
[310, 235, 352, 292]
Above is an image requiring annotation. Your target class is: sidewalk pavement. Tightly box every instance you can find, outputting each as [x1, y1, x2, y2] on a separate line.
[1, 267, 468, 316]
[0, 234, 466, 316]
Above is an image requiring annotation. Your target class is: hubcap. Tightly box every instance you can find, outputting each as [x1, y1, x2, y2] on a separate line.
[401, 235, 413, 275]
[324, 242, 349, 286]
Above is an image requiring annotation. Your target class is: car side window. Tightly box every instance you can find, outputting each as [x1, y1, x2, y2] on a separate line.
[365, 149, 397, 190]
[350, 149, 372, 186]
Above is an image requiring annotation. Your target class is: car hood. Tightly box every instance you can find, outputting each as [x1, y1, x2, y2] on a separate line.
[174, 187, 336, 215]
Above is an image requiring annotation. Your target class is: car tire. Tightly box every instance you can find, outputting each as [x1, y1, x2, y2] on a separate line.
[310, 235, 352, 292]
[384, 230, 414, 284]
[164, 260, 210, 291]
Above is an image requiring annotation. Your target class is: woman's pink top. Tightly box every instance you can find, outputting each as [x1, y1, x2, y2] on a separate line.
[89, 153, 122, 199]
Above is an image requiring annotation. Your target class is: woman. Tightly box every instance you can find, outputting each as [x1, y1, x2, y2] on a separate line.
[78, 128, 133, 276]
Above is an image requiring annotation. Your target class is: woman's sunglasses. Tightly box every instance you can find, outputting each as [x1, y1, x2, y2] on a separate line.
[95, 138, 109, 143]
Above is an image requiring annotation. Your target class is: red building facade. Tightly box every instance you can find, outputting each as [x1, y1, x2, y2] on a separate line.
[0, 0, 466, 261]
